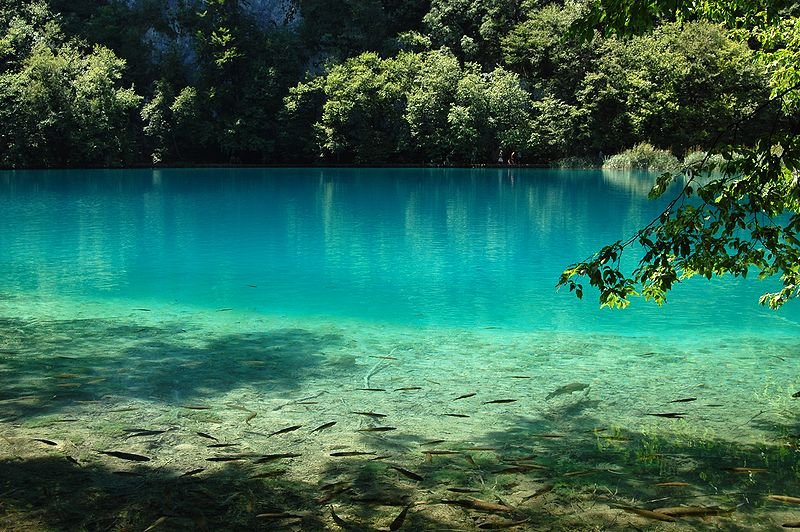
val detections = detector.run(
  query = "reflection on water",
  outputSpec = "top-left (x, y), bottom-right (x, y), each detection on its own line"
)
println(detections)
top-left (2, 168), bottom-right (798, 334)
top-left (0, 168), bottom-right (798, 530)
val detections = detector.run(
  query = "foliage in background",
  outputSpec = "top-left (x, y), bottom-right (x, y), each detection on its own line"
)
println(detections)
top-left (0, 0), bottom-right (787, 170)
top-left (0, 1), bottom-right (141, 167)
top-left (559, 0), bottom-right (800, 309)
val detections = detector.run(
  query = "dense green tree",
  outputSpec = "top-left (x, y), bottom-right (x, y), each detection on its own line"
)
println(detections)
top-left (577, 22), bottom-right (769, 156)
top-left (0, 1), bottom-right (789, 170)
top-left (292, 0), bottom-right (432, 66)
top-left (0, 4), bottom-right (141, 167)
top-left (287, 51), bottom-right (418, 163)
top-left (559, 0), bottom-right (800, 309)
top-left (423, 0), bottom-right (521, 64)
top-left (284, 48), bottom-right (533, 164)
top-left (501, 1), bottom-right (594, 98)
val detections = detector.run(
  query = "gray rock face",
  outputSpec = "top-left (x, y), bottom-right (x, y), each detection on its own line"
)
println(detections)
top-left (127, 0), bottom-right (301, 70)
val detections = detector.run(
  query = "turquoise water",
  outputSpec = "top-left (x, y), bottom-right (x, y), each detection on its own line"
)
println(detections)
top-left (1, 168), bottom-right (799, 530)
top-left (2, 167), bottom-right (798, 334)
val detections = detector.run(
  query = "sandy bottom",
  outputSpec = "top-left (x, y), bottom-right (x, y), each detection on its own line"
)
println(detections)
top-left (1, 295), bottom-right (799, 530)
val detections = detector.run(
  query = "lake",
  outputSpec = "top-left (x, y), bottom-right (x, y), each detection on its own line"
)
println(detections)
top-left (1, 167), bottom-right (798, 530)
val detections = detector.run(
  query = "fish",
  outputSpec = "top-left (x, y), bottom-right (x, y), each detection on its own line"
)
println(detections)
top-left (33, 438), bottom-right (57, 446)
top-left (255, 453), bottom-right (302, 463)
top-left (370, 455), bottom-right (391, 461)
top-left (453, 392), bottom-right (477, 401)
top-left (793, 391), bottom-right (800, 398)
top-left (443, 413), bottom-right (470, 418)
top-left (357, 388), bottom-right (386, 392)
top-left (619, 507), bottom-right (676, 522)
top-left (478, 519), bottom-right (530, 529)
top-left (244, 411), bottom-right (257, 424)
top-left (207, 443), bottom-right (239, 448)
top-left (420, 439), bottom-right (446, 446)
top-left (721, 467), bottom-right (767, 473)
top-left (329, 506), bottom-right (350, 527)
top-left (181, 405), bottom-right (211, 410)
top-left (196, 432), bottom-right (219, 442)
top-left (667, 397), bottom-right (697, 403)
top-left (181, 468), bottom-right (205, 477)
top-left (482, 399), bottom-right (517, 405)
top-left (425, 450), bottom-right (461, 455)
top-left (521, 484), bottom-right (553, 501)
top-left (652, 506), bottom-right (734, 517)
top-left (646, 412), bottom-right (687, 419)
top-left (357, 427), bottom-right (397, 432)
top-left (545, 383), bottom-right (589, 400)
top-left (217, 308), bottom-right (233, 312)
top-left (448, 487), bottom-right (482, 493)
top-left (269, 425), bottom-right (302, 436)
top-left (206, 456), bottom-right (247, 462)
top-left (783, 522), bottom-right (800, 528)
top-left (256, 512), bottom-right (305, 519)
top-left (311, 421), bottom-right (337, 433)
top-left (390, 465), bottom-right (423, 481)
top-left (330, 451), bottom-right (376, 457)
top-left (352, 411), bottom-right (387, 418)
top-left (563, 469), bottom-right (597, 477)
top-left (441, 498), bottom-right (514, 513)
top-left (320, 480), bottom-right (349, 491)
top-left (113, 471), bottom-right (145, 477)
top-left (371, 356), bottom-right (398, 360)
top-left (124, 429), bottom-right (166, 439)
top-left (133, 308), bottom-right (151, 311)
top-left (655, 481), bottom-right (690, 487)
top-left (768, 495), bottom-right (800, 504)
top-left (389, 505), bottom-right (411, 531)
top-left (143, 516), bottom-right (168, 532)
top-left (464, 455), bottom-right (477, 467)
top-left (509, 376), bottom-right (530, 379)
top-left (96, 450), bottom-right (151, 462)
top-left (394, 387), bottom-right (422, 391)
top-left (495, 466), bottom-right (543, 474)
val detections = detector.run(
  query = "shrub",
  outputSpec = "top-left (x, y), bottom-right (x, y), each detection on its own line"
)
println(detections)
top-left (683, 149), bottom-right (727, 173)
top-left (603, 142), bottom-right (681, 172)
top-left (551, 156), bottom-right (601, 168)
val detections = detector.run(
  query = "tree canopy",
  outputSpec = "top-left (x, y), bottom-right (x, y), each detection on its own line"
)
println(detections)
top-left (0, 0), bottom-right (783, 168)
top-left (557, 0), bottom-right (800, 309)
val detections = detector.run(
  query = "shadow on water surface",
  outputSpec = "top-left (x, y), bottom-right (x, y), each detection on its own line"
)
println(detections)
top-left (0, 316), bottom-right (343, 420)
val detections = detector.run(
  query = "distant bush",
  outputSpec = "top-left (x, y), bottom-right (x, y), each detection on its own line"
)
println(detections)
top-left (551, 156), bottom-right (601, 169)
top-left (683, 149), bottom-right (727, 173)
top-left (603, 143), bottom-right (681, 172)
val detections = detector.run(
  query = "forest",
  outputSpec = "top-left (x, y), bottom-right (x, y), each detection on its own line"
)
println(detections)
top-left (0, 0), bottom-right (792, 168)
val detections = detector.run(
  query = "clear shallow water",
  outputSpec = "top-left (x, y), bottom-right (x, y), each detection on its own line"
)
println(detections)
top-left (1, 168), bottom-right (799, 531)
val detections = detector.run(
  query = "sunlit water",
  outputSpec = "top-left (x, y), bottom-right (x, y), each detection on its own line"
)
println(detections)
top-left (1, 168), bottom-right (798, 530)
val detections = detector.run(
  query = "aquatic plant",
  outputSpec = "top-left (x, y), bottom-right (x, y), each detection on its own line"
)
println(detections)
top-left (602, 143), bottom-right (681, 172)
